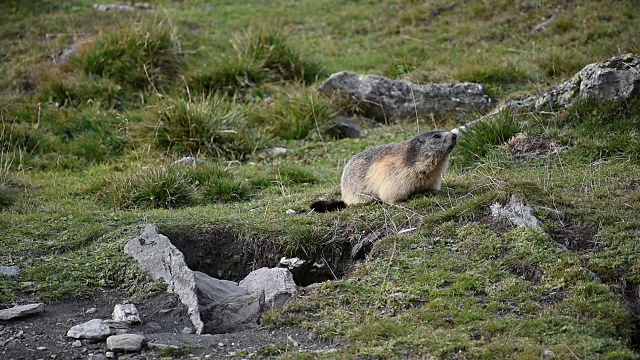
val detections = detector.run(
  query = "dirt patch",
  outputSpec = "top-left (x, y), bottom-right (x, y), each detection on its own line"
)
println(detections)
top-left (0, 289), bottom-right (341, 359)
top-left (550, 222), bottom-right (597, 251)
top-left (506, 133), bottom-right (565, 159)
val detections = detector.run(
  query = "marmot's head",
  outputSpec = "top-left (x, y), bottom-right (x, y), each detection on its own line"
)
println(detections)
top-left (404, 130), bottom-right (457, 166)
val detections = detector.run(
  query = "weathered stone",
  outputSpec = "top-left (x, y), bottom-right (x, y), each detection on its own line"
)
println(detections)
top-left (106, 334), bottom-right (146, 352)
top-left (0, 265), bottom-right (21, 277)
top-left (195, 271), bottom-right (264, 334)
top-left (85, 307), bottom-right (97, 315)
top-left (66, 319), bottom-right (112, 340)
top-left (326, 115), bottom-right (365, 139)
top-left (239, 268), bottom-right (298, 309)
top-left (257, 147), bottom-right (288, 158)
top-left (71, 340), bottom-right (82, 348)
top-left (171, 156), bottom-right (204, 167)
top-left (112, 304), bottom-right (141, 324)
top-left (490, 195), bottom-right (544, 232)
top-left (0, 303), bottom-right (44, 320)
top-left (124, 225), bottom-right (204, 334)
top-left (319, 71), bottom-right (493, 123)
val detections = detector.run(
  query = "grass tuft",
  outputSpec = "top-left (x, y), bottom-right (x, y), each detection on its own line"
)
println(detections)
top-left (74, 21), bottom-right (183, 92)
top-left (455, 110), bottom-right (522, 166)
top-left (149, 95), bottom-right (264, 158)
top-left (232, 29), bottom-right (324, 84)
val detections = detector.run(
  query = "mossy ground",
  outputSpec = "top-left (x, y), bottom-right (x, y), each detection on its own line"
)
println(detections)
top-left (1, 0), bottom-right (640, 358)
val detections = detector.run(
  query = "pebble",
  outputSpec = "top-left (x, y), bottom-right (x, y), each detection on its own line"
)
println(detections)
top-left (37, 346), bottom-right (47, 351)
top-left (85, 308), bottom-right (97, 315)
top-left (181, 326), bottom-right (193, 334)
top-left (72, 340), bottom-right (82, 347)
top-left (217, 342), bottom-right (225, 347)
top-left (285, 209), bottom-right (297, 214)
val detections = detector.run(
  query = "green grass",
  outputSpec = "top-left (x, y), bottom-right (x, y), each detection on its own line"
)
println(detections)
top-left (1, 0), bottom-right (640, 358)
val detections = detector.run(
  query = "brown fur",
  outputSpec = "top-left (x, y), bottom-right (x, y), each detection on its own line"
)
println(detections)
top-left (311, 130), bottom-right (456, 212)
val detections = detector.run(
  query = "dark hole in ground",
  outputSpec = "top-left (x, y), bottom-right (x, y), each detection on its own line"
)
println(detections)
top-left (550, 221), bottom-right (597, 251)
top-left (161, 226), bottom-right (352, 286)
top-left (621, 280), bottom-right (640, 352)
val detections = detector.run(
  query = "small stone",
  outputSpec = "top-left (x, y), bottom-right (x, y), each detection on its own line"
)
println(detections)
top-left (257, 147), bottom-right (287, 158)
top-left (37, 346), bottom-right (47, 351)
top-left (85, 308), bottom-right (97, 315)
top-left (0, 265), bottom-right (21, 277)
top-left (218, 342), bottom-right (225, 347)
top-left (112, 304), bottom-right (141, 324)
top-left (0, 303), bottom-right (44, 320)
top-left (105, 352), bottom-right (115, 359)
top-left (72, 340), bottom-right (82, 348)
top-left (88, 354), bottom-right (107, 360)
top-left (285, 209), bottom-right (297, 215)
top-left (171, 156), bottom-right (204, 167)
top-left (106, 334), bottom-right (146, 352)
top-left (543, 349), bottom-right (555, 358)
top-left (67, 319), bottom-right (112, 340)
top-left (181, 326), bottom-right (193, 335)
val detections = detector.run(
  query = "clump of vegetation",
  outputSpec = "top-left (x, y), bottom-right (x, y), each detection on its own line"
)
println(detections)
top-left (233, 29), bottom-right (324, 84)
top-left (38, 78), bottom-right (133, 109)
top-left (188, 57), bottom-right (268, 97)
top-left (148, 95), bottom-right (264, 158)
top-left (100, 167), bottom-right (195, 209)
top-left (74, 21), bottom-right (183, 92)
top-left (253, 88), bottom-right (333, 140)
top-left (455, 110), bottom-right (522, 166)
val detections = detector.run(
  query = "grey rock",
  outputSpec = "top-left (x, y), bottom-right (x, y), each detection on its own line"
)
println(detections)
top-left (239, 268), bottom-right (298, 309)
top-left (181, 326), bottom-right (193, 335)
top-left (37, 346), bottom-right (47, 351)
top-left (72, 340), bottom-right (82, 348)
top-left (105, 352), bottom-right (115, 359)
top-left (67, 319), bottom-right (112, 340)
top-left (106, 334), bottom-right (146, 352)
top-left (326, 115), bottom-right (366, 139)
top-left (279, 257), bottom-right (305, 269)
top-left (124, 225), bottom-right (204, 334)
top-left (85, 307), bottom-right (97, 315)
top-left (88, 354), bottom-right (107, 360)
top-left (171, 156), bottom-right (204, 167)
top-left (257, 147), bottom-right (288, 158)
top-left (490, 195), bottom-right (544, 232)
top-left (319, 71), bottom-right (493, 123)
top-left (147, 342), bottom-right (179, 351)
top-left (195, 271), bottom-right (264, 334)
top-left (102, 320), bottom-right (129, 330)
top-left (112, 304), bottom-right (141, 324)
top-left (0, 303), bottom-right (44, 320)
top-left (0, 265), bottom-right (21, 277)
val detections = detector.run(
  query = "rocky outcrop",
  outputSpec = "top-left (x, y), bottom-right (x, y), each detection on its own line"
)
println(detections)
top-left (456, 53), bottom-right (640, 133)
top-left (239, 268), bottom-right (298, 309)
top-left (195, 271), bottom-right (264, 334)
top-left (124, 225), bottom-right (204, 334)
top-left (319, 71), bottom-right (493, 123)
top-left (0, 303), bottom-right (44, 321)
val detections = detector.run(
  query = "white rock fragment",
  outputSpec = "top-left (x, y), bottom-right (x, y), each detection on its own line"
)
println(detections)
top-left (239, 268), bottom-right (298, 309)
top-left (112, 304), bottom-right (141, 324)
top-left (106, 334), bottom-right (146, 352)
top-left (67, 319), bottom-right (112, 340)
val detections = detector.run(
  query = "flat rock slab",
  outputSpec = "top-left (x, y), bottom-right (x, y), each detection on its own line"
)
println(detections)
top-left (319, 71), bottom-right (493, 123)
top-left (106, 334), bottom-right (146, 352)
top-left (195, 271), bottom-right (264, 334)
top-left (125, 225), bottom-right (204, 334)
top-left (0, 303), bottom-right (44, 320)
top-left (67, 319), bottom-right (112, 340)
top-left (240, 268), bottom-right (298, 309)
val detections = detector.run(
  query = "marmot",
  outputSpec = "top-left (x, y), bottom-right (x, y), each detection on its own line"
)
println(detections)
top-left (310, 130), bottom-right (457, 212)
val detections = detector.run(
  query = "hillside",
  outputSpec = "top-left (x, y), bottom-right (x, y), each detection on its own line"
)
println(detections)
top-left (1, 0), bottom-right (640, 359)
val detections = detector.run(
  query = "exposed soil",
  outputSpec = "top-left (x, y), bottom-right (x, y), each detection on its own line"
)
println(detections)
top-left (550, 221), bottom-right (597, 251)
top-left (0, 289), bottom-right (341, 360)
top-left (506, 133), bottom-right (565, 159)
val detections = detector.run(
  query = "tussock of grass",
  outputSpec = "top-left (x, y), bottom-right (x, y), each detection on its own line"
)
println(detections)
top-left (74, 21), bottom-right (183, 92)
top-left (232, 29), bottom-right (324, 84)
top-left (455, 110), bottom-right (522, 166)
top-left (253, 88), bottom-right (333, 140)
top-left (188, 57), bottom-right (267, 97)
top-left (148, 95), bottom-right (265, 158)
top-left (39, 78), bottom-right (133, 109)
top-left (100, 167), bottom-right (195, 210)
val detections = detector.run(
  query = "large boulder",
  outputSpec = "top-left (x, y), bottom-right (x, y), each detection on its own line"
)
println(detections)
top-left (536, 53), bottom-right (640, 111)
top-left (319, 71), bottom-right (493, 123)
top-left (194, 271), bottom-right (265, 334)
top-left (124, 225), bottom-right (204, 334)
top-left (239, 268), bottom-right (298, 309)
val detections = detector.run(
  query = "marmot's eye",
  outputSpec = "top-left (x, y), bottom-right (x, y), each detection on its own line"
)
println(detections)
top-left (433, 134), bottom-right (441, 139)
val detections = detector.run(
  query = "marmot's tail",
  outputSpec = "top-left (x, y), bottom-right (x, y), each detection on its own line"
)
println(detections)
top-left (310, 200), bottom-right (347, 213)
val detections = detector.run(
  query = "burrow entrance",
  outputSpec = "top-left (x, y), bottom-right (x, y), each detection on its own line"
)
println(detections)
top-left (161, 226), bottom-right (353, 286)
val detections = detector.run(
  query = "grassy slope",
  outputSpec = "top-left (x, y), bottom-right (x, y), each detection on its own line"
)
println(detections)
top-left (1, 0), bottom-right (640, 358)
